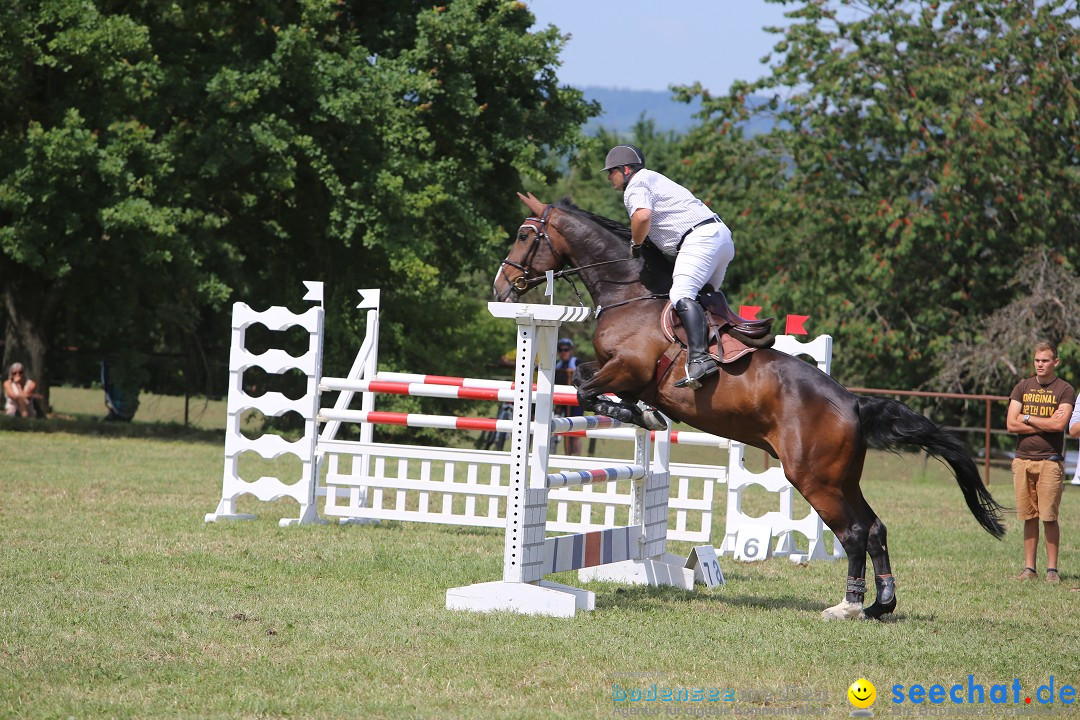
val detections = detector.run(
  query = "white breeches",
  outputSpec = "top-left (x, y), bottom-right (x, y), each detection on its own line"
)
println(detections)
top-left (669, 222), bottom-right (735, 304)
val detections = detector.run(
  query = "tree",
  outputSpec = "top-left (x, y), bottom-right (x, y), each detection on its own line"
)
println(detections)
top-left (680, 0), bottom-right (1080, 390)
top-left (0, 1), bottom-right (209, 409)
top-left (1, 0), bottom-right (596, 413)
top-left (936, 248), bottom-right (1080, 393)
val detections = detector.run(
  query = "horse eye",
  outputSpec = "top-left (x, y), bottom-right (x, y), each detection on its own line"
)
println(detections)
top-left (517, 231), bottom-right (529, 242)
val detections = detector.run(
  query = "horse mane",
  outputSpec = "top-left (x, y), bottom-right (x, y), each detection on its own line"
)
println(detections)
top-left (554, 198), bottom-right (632, 242)
top-left (554, 197), bottom-right (674, 295)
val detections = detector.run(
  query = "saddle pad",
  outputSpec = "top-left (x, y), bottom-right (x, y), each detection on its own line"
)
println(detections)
top-left (660, 302), bottom-right (756, 364)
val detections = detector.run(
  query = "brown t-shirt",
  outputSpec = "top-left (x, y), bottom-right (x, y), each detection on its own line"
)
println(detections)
top-left (1009, 376), bottom-right (1076, 459)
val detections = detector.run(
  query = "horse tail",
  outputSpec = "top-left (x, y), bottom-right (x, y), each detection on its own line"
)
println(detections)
top-left (856, 396), bottom-right (1007, 539)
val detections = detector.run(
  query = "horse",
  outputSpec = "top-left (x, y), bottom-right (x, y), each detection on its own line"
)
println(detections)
top-left (492, 193), bottom-right (1006, 621)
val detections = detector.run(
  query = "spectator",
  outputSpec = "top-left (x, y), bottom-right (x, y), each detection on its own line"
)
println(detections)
top-left (554, 338), bottom-right (583, 456)
top-left (4, 362), bottom-right (41, 417)
top-left (1006, 342), bottom-right (1075, 584)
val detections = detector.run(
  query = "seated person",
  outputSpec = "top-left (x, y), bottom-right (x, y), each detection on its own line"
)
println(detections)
top-left (4, 362), bottom-right (41, 417)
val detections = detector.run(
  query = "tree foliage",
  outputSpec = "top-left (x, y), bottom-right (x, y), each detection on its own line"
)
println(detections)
top-left (680, 0), bottom-right (1080, 390)
top-left (936, 248), bottom-right (1080, 392)
top-left (0, 1), bottom-right (201, 404)
top-left (0, 0), bottom-right (595, 409)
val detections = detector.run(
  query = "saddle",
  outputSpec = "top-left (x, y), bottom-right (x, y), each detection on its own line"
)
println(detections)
top-left (660, 290), bottom-right (775, 371)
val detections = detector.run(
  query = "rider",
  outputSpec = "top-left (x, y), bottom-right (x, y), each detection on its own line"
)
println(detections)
top-left (604, 144), bottom-right (736, 390)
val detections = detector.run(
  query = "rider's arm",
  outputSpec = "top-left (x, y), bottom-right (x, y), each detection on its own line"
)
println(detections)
top-left (630, 208), bottom-right (651, 247)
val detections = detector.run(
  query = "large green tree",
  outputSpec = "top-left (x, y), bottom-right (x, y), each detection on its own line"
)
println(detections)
top-left (1, 0), bottom-right (595, 410)
top-left (681, 0), bottom-right (1080, 390)
top-left (0, 1), bottom-right (208, 407)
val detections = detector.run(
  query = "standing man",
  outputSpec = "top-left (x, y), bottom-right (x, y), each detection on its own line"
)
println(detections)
top-left (604, 144), bottom-right (735, 390)
top-left (1006, 342), bottom-right (1075, 584)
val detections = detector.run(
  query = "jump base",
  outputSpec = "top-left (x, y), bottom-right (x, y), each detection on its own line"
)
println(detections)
top-left (446, 580), bottom-right (595, 618)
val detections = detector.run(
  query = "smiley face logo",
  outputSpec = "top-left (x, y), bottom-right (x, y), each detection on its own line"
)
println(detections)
top-left (848, 678), bottom-right (876, 710)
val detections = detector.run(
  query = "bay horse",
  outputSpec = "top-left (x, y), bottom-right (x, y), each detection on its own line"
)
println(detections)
top-left (493, 193), bottom-right (1006, 621)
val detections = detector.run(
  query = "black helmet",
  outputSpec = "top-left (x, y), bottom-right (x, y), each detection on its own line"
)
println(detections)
top-left (557, 338), bottom-right (574, 349)
top-left (602, 144), bottom-right (646, 172)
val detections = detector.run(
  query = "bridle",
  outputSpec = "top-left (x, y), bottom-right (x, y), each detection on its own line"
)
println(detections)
top-left (495, 204), bottom-right (567, 295)
top-left (494, 204), bottom-right (639, 305)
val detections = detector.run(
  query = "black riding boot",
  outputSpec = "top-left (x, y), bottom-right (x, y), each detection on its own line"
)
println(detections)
top-left (673, 298), bottom-right (718, 390)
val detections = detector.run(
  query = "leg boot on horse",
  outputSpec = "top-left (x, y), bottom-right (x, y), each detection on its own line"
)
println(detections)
top-left (673, 298), bottom-right (719, 390)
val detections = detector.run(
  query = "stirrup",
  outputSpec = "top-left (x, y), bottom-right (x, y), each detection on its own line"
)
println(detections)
top-left (674, 358), bottom-right (719, 389)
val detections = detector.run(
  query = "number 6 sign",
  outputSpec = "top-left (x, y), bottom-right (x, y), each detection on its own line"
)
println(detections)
top-left (734, 523), bottom-right (772, 562)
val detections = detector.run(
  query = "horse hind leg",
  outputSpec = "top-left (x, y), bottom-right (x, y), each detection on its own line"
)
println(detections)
top-left (821, 537), bottom-right (870, 621)
top-left (804, 486), bottom-right (870, 621)
top-left (862, 515), bottom-right (897, 620)
top-left (822, 499), bottom-right (897, 622)
top-left (840, 484), bottom-right (897, 620)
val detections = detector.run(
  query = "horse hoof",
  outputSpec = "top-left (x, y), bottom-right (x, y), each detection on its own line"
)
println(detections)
top-left (821, 600), bottom-right (866, 621)
top-left (642, 409), bottom-right (668, 431)
top-left (863, 599), bottom-right (897, 621)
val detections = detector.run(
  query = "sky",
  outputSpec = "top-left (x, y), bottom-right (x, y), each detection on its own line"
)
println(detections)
top-left (525, 0), bottom-right (794, 94)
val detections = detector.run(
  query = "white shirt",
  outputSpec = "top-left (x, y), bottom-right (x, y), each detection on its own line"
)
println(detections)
top-left (1070, 405), bottom-right (1080, 434)
top-left (622, 169), bottom-right (717, 254)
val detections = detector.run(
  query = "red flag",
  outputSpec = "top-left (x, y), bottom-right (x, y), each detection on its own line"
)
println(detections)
top-left (738, 305), bottom-right (761, 320)
top-left (785, 315), bottom-right (809, 335)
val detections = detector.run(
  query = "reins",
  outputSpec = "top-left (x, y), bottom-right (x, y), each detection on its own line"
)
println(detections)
top-left (593, 293), bottom-right (668, 317)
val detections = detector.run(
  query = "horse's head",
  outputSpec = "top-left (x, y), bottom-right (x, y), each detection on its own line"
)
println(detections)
top-left (492, 192), bottom-right (573, 302)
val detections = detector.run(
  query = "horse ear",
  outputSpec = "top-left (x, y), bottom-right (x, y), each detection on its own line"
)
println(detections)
top-left (517, 191), bottom-right (546, 215)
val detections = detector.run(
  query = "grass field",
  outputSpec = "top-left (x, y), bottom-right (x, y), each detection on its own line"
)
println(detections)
top-left (2, 388), bottom-right (1078, 719)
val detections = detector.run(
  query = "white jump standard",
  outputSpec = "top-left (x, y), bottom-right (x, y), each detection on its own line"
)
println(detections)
top-left (446, 302), bottom-right (694, 617)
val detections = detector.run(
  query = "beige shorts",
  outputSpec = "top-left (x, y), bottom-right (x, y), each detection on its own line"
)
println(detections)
top-left (1011, 458), bottom-right (1065, 522)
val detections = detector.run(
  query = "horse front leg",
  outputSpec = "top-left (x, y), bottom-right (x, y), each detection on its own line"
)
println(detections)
top-left (573, 361), bottom-right (666, 431)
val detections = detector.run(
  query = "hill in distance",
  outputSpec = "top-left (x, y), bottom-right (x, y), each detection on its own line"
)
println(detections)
top-left (582, 86), bottom-right (702, 134)
top-left (580, 86), bottom-right (778, 137)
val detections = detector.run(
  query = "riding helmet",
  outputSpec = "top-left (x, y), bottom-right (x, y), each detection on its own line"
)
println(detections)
top-left (602, 144), bottom-right (646, 172)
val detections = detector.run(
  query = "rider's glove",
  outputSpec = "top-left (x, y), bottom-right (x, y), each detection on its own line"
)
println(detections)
top-left (630, 241), bottom-right (642, 258)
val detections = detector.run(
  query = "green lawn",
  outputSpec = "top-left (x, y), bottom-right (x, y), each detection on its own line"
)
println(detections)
top-left (1, 391), bottom-right (1077, 719)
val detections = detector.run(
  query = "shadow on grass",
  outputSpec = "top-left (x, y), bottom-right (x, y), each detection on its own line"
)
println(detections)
top-left (591, 581), bottom-right (931, 622)
top-left (593, 583), bottom-right (828, 614)
top-left (0, 414), bottom-right (224, 444)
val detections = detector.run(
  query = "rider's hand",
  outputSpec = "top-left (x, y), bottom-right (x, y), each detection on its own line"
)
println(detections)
top-left (629, 241), bottom-right (642, 258)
